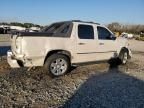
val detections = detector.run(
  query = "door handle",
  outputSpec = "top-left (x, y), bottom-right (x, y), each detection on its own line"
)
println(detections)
top-left (78, 43), bottom-right (86, 45)
top-left (99, 43), bottom-right (104, 45)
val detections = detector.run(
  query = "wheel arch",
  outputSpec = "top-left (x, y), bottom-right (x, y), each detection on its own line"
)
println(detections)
top-left (43, 50), bottom-right (71, 65)
top-left (119, 47), bottom-right (130, 58)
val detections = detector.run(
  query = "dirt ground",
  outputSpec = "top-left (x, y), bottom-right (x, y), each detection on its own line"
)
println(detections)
top-left (0, 39), bottom-right (144, 108)
top-left (0, 34), bottom-right (10, 46)
top-left (129, 39), bottom-right (144, 52)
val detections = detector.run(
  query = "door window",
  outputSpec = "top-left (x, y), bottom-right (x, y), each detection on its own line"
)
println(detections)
top-left (97, 27), bottom-right (113, 40)
top-left (78, 25), bottom-right (94, 39)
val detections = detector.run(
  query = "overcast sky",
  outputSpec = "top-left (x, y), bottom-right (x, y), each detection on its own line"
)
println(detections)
top-left (0, 0), bottom-right (144, 25)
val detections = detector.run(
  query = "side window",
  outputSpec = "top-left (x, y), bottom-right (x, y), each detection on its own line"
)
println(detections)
top-left (60, 25), bottom-right (70, 33)
top-left (97, 27), bottom-right (112, 40)
top-left (78, 25), bottom-right (94, 39)
top-left (43, 23), bottom-right (64, 33)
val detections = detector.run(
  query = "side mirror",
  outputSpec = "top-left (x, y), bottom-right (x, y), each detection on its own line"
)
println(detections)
top-left (111, 35), bottom-right (116, 40)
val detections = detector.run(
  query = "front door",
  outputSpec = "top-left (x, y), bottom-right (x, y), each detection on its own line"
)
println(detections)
top-left (96, 26), bottom-right (118, 60)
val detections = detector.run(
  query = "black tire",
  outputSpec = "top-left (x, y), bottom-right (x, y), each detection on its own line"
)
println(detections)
top-left (119, 49), bottom-right (128, 65)
top-left (44, 54), bottom-right (70, 77)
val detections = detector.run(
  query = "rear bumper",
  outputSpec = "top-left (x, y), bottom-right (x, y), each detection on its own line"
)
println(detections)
top-left (7, 51), bottom-right (20, 68)
top-left (7, 51), bottom-right (43, 68)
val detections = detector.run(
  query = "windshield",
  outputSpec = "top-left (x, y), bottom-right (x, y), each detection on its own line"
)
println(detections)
top-left (41, 23), bottom-right (65, 33)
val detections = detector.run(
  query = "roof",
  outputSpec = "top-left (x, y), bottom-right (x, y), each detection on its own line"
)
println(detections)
top-left (53, 20), bottom-right (100, 25)
top-left (71, 20), bottom-right (100, 25)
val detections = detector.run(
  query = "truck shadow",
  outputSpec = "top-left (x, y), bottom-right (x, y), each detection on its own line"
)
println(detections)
top-left (62, 62), bottom-right (144, 108)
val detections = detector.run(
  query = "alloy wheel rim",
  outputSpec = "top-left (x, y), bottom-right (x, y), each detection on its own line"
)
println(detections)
top-left (50, 58), bottom-right (67, 75)
top-left (123, 52), bottom-right (128, 64)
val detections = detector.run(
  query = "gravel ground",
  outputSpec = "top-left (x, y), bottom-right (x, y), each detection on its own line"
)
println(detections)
top-left (128, 39), bottom-right (144, 52)
top-left (0, 39), bottom-right (144, 108)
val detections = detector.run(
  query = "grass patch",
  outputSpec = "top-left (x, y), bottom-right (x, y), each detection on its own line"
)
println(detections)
top-left (135, 36), bottom-right (144, 41)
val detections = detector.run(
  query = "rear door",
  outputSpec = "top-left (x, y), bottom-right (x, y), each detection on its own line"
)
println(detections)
top-left (75, 24), bottom-right (98, 63)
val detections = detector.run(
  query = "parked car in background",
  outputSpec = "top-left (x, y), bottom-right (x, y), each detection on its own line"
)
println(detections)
top-left (0, 26), bottom-right (10, 34)
top-left (7, 20), bottom-right (132, 77)
top-left (140, 31), bottom-right (144, 37)
top-left (0, 27), bottom-right (5, 34)
top-left (121, 32), bottom-right (134, 39)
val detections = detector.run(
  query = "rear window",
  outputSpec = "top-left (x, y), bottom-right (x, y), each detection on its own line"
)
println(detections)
top-left (42, 23), bottom-right (64, 33)
top-left (60, 25), bottom-right (70, 34)
top-left (40, 22), bottom-right (73, 37)
top-left (78, 25), bottom-right (94, 39)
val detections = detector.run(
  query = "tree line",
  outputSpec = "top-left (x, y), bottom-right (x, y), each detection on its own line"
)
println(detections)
top-left (0, 22), bottom-right (41, 28)
top-left (107, 22), bottom-right (144, 34)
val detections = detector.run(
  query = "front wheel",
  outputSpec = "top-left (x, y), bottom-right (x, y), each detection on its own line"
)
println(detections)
top-left (44, 54), bottom-right (70, 77)
top-left (119, 50), bottom-right (128, 64)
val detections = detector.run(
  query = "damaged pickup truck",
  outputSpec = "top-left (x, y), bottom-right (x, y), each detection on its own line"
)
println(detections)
top-left (7, 20), bottom-right (132, 77)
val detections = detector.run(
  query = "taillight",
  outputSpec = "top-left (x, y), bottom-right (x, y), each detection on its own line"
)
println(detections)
top-left (15, 35), bottom-right (21, 54)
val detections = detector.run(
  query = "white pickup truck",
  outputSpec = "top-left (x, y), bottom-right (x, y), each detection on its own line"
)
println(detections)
top-left (7, 20), bottom-right (132, 77)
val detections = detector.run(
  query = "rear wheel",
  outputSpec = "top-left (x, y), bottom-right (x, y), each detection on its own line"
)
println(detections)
top-left (44, 54), bottom-right (70, 77)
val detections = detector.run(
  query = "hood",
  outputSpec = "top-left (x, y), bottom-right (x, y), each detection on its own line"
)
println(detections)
top-left (116, 37), bottom-right (129, 47)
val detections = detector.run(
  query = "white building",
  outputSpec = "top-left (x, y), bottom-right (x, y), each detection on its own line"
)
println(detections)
top-left (0, 25), bottom-right (10, 28)
top-left (0, 24), bottom-right (41, 33)
top-left (10, 26), bottom-right (26, 31)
